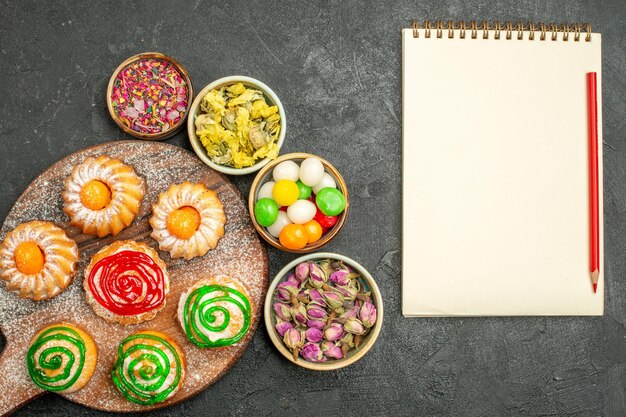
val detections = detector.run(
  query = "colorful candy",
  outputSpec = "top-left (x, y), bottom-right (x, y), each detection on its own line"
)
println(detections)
top-left (315, 188), bottom-right (346, 216)
top-left (273, 160), bottom-right (300, 182)
top-left (279, 224), bottom-right (308, 250)
top-left (110, 58), bottom-right (188, 135)
top-left (254, 198), bottom-right (279, 227)
top-left (255, 156), bottom-right (346, 248)
top-left (273, 180), bottom-right (299, 206)
top-left (312, 173), bottom-right (337, 194)
top-left (267, 211), bottom-right (291, 238)
top-left (299, 157), bottom-right (325, 186)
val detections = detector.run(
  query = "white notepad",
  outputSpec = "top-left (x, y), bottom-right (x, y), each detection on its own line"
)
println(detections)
top-left (402, 24), bottom-right (603, 316)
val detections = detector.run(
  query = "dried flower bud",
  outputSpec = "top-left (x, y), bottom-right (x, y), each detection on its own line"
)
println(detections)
top-left (275, 320), bottom-right (294, 337)
top-left (334, 284), bottom-right (358, 301)
top-left (309, 288), bottom-right (325, 305)
top-left (321, 341), bottom-right (344, 359)
top-left (309, 262), bottom-right (327, 288)
top-left (323, 290), bottom-right (344, 310)
top-left (276, 280), bottom-right (299, 302)
top-left (338, 305), bottom-right (359, 322)
top-left (301, 342), bottom-right (326, 362)
top-left (273, 302), bottom-right (292, 321)
top-left (324, 323), bottom-right (345, 342)
top-left (330, 270), bottom-right (350, 286)
top-left (285, 273), bottom-right (299, 285)
top-left (295, 262), bottom-right (310, 281)
top-left (305, 327), bottom-right (324, 343)
top-left (359, 301), bottom-right (377, 328)
top-left (318, 259), bottom-right (334, 277)
top-left (292, 304), bottom-right (308, 326)
top-left (340, 332), bottom-right (354, 348)
top-left (283, 328), bottom-right (304, 350)
top-left (307, 319), bottom-right (326, 330)
top-left (344, 318), bottom-right (367, 335)
top-left (306, 304), bottom-right (328, 320)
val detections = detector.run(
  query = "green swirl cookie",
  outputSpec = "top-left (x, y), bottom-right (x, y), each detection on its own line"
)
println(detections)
top-left (111, 331), bottom-right (185, 405)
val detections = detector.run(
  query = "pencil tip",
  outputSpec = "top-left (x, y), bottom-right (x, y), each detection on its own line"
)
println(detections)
top-left (593, 283), bottom-right (597, 293)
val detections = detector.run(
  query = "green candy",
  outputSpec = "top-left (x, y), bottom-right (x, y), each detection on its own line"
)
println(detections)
top-left (315, 188), bottom-right (346, 216)
top-left (296, 180), bottom-right (312, 199)
top-left (254, 198), bottom-right (279, 226)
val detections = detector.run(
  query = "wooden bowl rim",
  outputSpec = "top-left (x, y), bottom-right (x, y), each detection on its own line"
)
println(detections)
top-left (264, 252), bottom-right (384, 371)
top-left (248, 152), bottom-right (349, 253)
top-left (106, 52), bottom-right (194, 141)
top-left (187, 75), bottom-right (287, 175)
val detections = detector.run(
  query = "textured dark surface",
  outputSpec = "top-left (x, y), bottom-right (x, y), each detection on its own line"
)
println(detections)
top-left (0, 0), bottom-right (624, 416)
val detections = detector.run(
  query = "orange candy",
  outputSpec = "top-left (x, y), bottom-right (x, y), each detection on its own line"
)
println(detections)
top-left (279, 224), bottom-right (308, 250)
top-left (303, 220), bottom-right (323, 244)
top-left (80, 180), bottom-right (112, 211)
top-left (167, 206), bottom-right (201, 240)
top-left (14, 241), bottom-right (45, 275)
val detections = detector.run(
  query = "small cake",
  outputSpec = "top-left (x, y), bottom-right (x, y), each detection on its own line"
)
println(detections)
top-left (111, 330), bottom-right (185, 405)
top-left (26, 323), bottom-right (98, 393)
top-left (178, 276), bottom-right (252, 348)
top-left (84, 240), bottom-right (169, 324)
top-left (149, 182), bottom-right (226, 260)
top-left (0, 220), bottom-right (78, 300)
top-left (63, 155), bottom-right (145, 237)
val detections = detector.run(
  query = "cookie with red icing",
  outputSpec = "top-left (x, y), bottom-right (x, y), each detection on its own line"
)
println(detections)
top-left (83, 240), bottom-right (169, 325)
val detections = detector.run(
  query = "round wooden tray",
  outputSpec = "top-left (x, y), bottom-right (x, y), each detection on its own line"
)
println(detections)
top-left (0, 141), bottom-right (268, 414)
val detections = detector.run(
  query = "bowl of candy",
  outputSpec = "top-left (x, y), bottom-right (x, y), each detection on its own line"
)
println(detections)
top-left (265, 253), bottom-right (383, 370)
top-left (188, 75), bottom-right (286, 175)
top-left (249, 153), bottom-right (349, 252)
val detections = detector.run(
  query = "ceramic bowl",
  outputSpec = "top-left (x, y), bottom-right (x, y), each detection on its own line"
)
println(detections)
top-left (187, 75), bottom-right (286, 175)
top-left (264, 252), bottom-right (383, 371)
top-left (106, 52), bottom-right (193, 141)
top-left (249, 153), bottom-right (349, 253)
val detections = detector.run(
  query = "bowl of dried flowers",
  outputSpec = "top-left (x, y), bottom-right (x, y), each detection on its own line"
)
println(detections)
top-left (188, 75), bottom-right (286, 175)
top-left (264, 253), bottom-right (383, 370)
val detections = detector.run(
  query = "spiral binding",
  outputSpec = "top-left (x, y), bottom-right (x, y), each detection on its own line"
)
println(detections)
top-left (411, 20), bottom-right (592, 41)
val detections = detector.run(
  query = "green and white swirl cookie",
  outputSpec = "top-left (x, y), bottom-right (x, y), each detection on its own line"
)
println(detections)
top-left (26, 323), bottom-right (98, 393)
top-left (178, 277), bottom-right (252, 348)
top-left (111, 330), bottom-right (185, 405)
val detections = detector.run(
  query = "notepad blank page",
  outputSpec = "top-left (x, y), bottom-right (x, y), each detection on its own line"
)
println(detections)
top-left (402, 29), bottom-right (603, 316)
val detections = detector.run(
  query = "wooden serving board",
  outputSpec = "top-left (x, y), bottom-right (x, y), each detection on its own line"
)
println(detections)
top-left (0, 141), bottom-right (268, 414)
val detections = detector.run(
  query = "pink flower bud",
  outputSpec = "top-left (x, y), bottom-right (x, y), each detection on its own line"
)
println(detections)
top-left (295, 262), bottom-right (309, 281)
top-left (307, 304), bottom-right (328, 319)
top-left (283, 328), bottom-right (304, 350)
top-left (274, 302), bottom-right (291, 321)
top-left (307, 319), bottom-right (326, 330)
top-left (330, 270), bottom-right (350, 286)
top-left (344, 318), bottom-right (366, 335)
top-left (309, 262), bottom-right (327, 288)
top-left (324, 323), bottom-right (345, 342)
top-left (305, 327), bottom-right (323, 343)
top-left (321, 341), bottom-right (344, 359)
top-left (301, 342), bottom-right (326, 362)
top-left (275, 321), bottom-right (294, 337)
top-left (323, 290), bottom-right (344, 310)
top-left (359, 301), bottom-right (377, 328)
top-left (309, 288), bottom-right (325, 305)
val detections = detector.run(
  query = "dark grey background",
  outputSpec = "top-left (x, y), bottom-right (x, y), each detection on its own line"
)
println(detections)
top-left (0, 0), bottom-right (624, 416)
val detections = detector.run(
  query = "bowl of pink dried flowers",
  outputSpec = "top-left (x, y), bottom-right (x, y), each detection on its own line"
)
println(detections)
top-left (264, 253), bottom-right (383, 370)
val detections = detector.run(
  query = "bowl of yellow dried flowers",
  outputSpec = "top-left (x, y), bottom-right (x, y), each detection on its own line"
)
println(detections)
top-left (188, 76), bottom-right (286, 175)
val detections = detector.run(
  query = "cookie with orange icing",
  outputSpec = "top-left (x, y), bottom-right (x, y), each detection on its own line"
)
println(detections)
top-left (0, 221), bottom-right (78, 300)
top-left (63, 155), bottom-right (145, 237)
top-left (149, 182), bottom-right (226, 260)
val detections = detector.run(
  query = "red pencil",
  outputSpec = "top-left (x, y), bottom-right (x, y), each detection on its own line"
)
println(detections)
top-left (587, 72), bottom-right (599, 293)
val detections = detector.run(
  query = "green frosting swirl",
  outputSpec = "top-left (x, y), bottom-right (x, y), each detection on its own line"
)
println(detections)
top-left (182, 284), bottom-right (251, 348)
top-left (26, 325), bottom-right (86, 392)
top-left (111, 333), bottom-right (183, 405)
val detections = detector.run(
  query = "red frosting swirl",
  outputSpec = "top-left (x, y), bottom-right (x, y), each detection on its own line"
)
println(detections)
top-left (87, 250), bottom-right (166, 316)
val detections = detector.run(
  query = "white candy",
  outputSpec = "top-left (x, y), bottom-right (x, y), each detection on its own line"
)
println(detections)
top-left (312, 173), bottom-right (337, 194)
top-left (257, 181), bottom-right (275, 201)
top-left (299, 157), bottom-right (325, 187)
top-left (272, 161), bottom-right (300, 182)
top-left (267, 211), bottom-right (291, 237)
top-left (287, 200), bottom-right (316, 224)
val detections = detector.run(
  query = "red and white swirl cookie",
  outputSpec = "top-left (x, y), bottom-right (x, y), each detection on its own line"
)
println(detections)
top-left (83, 240), bottom-right (169, 325)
